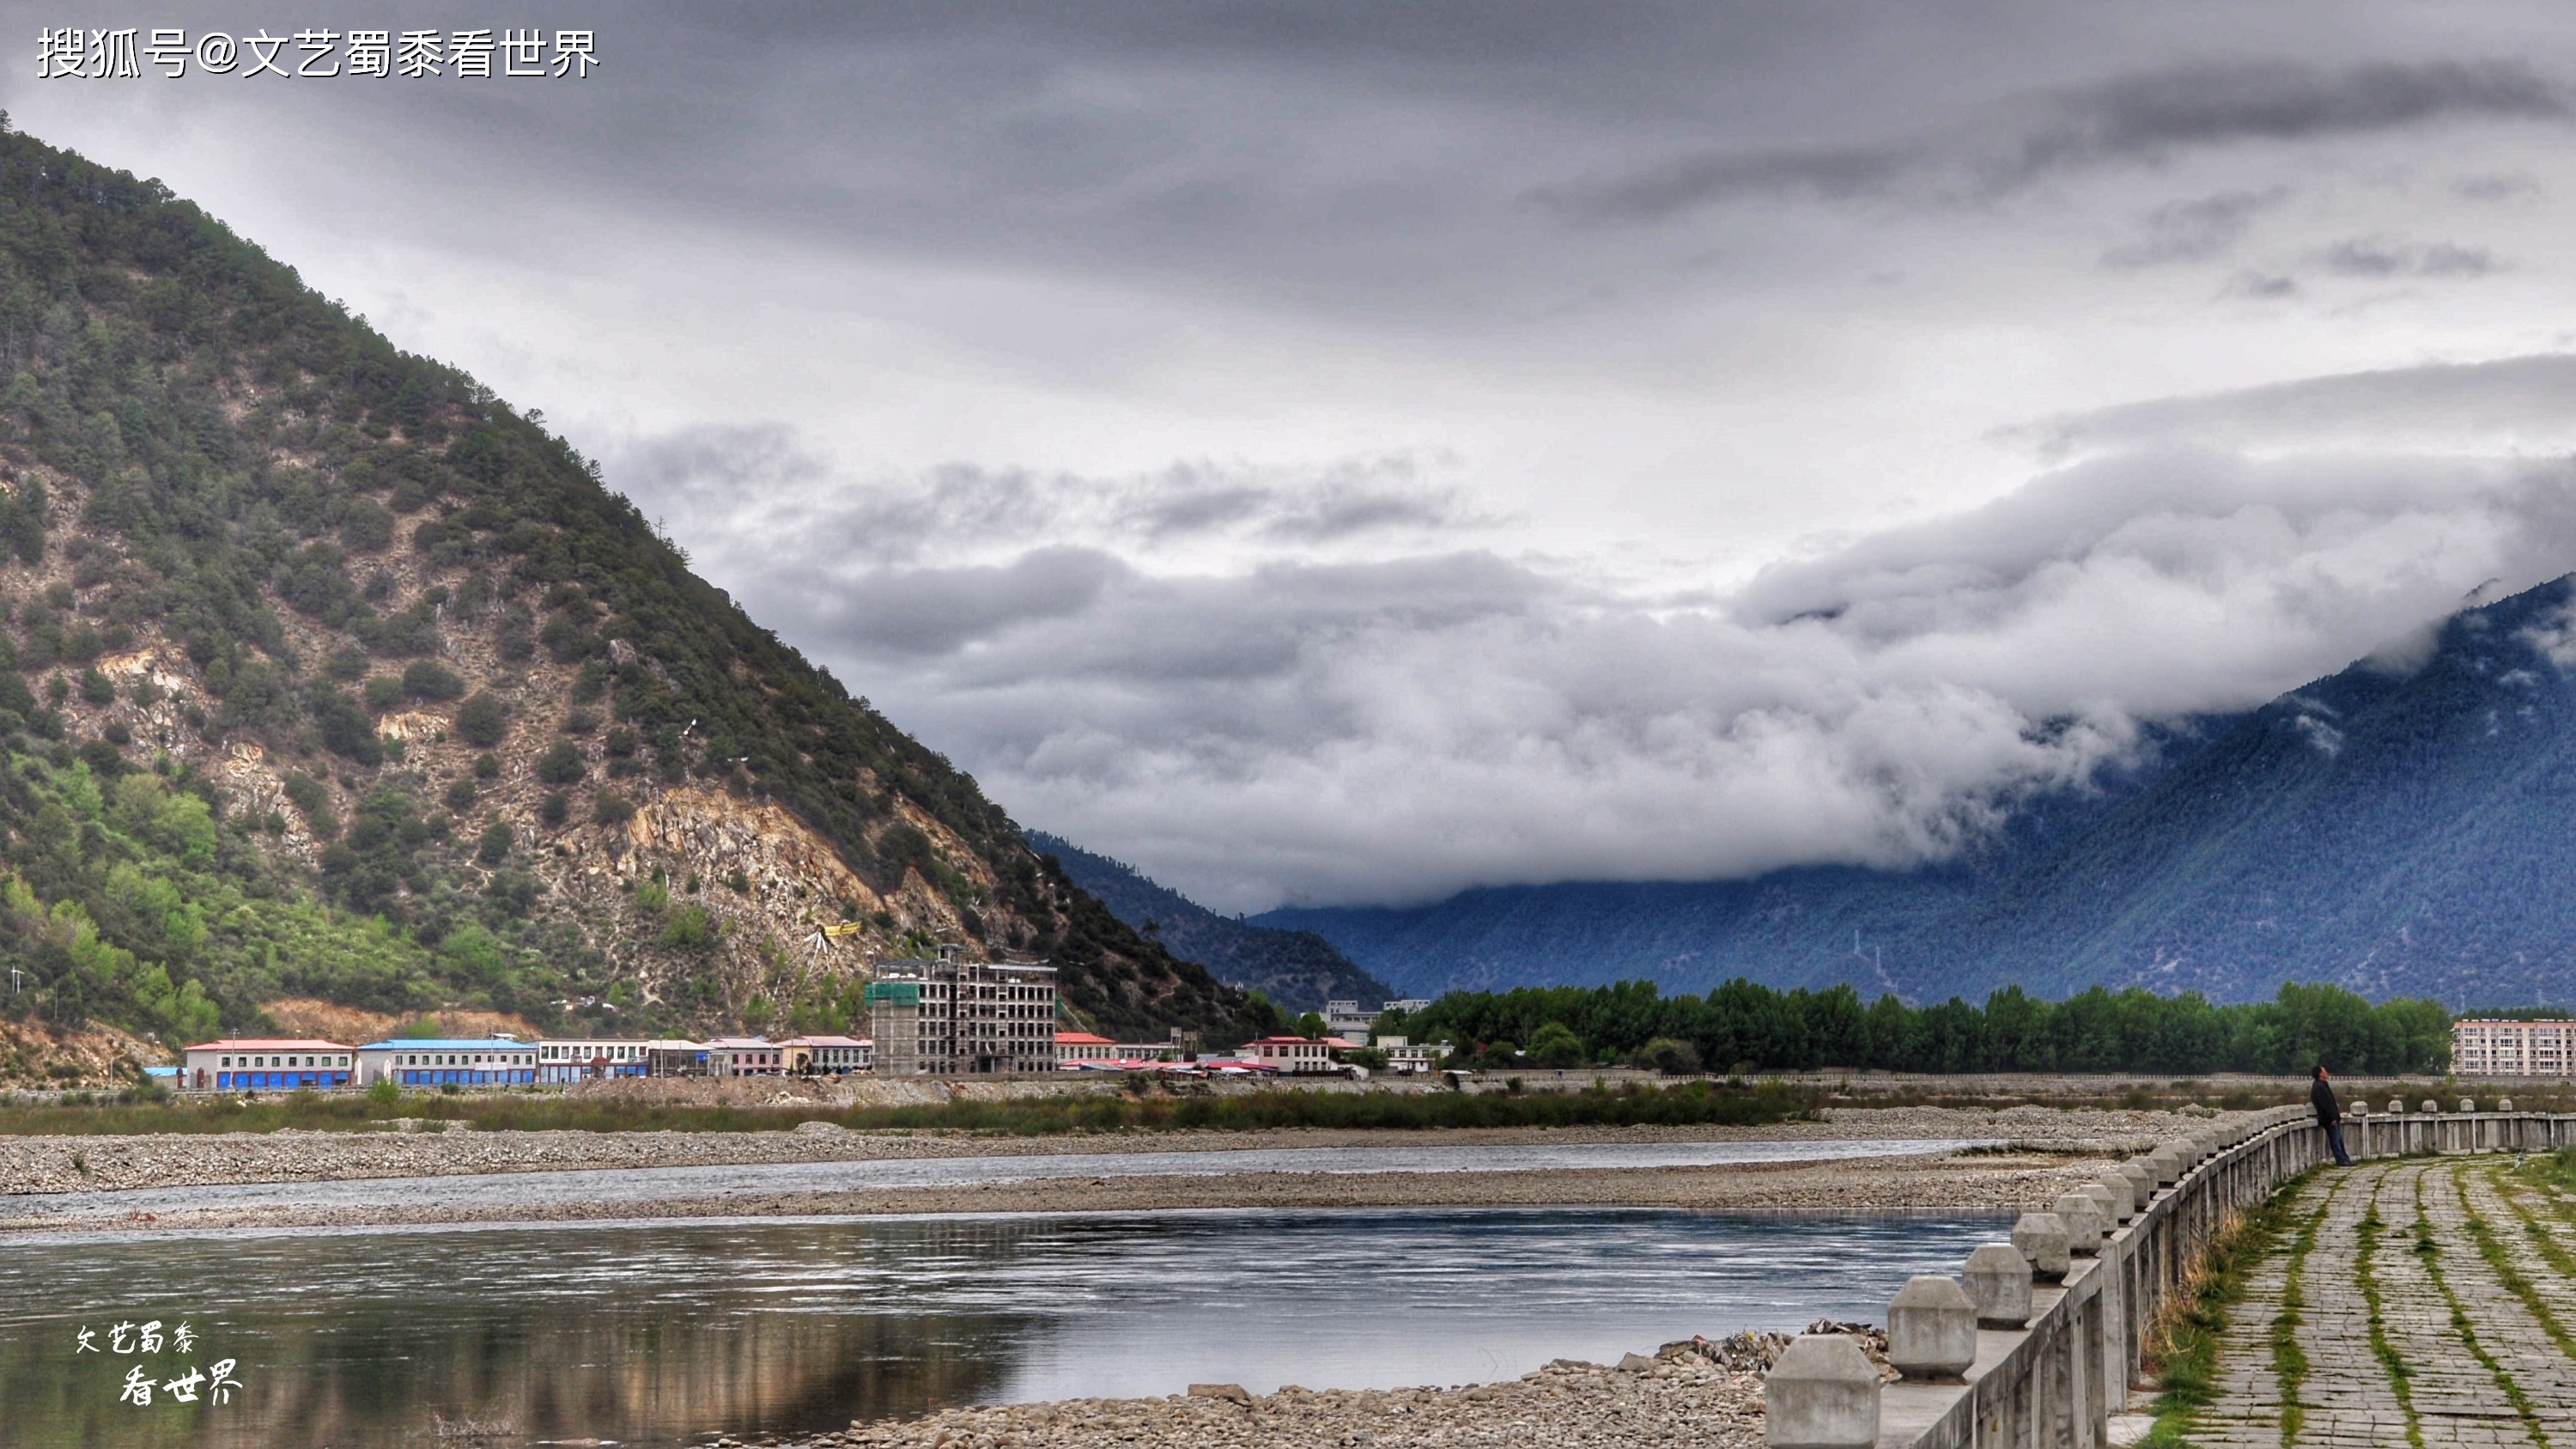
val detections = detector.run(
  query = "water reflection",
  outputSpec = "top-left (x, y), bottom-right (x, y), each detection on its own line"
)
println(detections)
top-left (0, 1209), bottom-right (2005, 1448)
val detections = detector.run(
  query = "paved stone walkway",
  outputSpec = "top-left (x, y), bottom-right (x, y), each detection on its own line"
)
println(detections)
top-left (2188, 1158), bottom-right (2576, 1449)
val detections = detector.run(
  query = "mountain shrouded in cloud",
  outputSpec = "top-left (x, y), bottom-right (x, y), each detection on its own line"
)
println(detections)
top-left (1265, 569), bottom-right (2576, 1009)
top-left (628, 404), bottom-right (2576, 916)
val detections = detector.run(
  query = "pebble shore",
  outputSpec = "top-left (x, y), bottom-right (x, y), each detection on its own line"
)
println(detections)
top-left (2, 1150), bottom-right (2117, 1232)
top-left (775, 1347), bottom-right (1768, 1449)
top-left (0, 1102), bottom-right (2222, 1197)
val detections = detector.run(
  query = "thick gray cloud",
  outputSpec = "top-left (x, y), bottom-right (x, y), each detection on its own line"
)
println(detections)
top-left (616, 404), bottom-right (2576, 910)
top-left (13, 3), bottom-right (2576, 910)
top-left (1534, 60), bottom-right (2572, 222)
top-left (608, 425), bottom-right (1484, 570)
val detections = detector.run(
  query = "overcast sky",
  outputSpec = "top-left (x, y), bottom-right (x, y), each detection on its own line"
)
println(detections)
top-left (10, 3), bottom-right (2576, 911)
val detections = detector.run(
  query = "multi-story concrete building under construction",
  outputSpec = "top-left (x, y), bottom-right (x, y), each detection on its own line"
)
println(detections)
top-left (866, 947), bottom-right (1060, 1075)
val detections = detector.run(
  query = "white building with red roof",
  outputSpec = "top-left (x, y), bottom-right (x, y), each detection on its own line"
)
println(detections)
top-left (1055, 1031), bottom-right (1118, 1066)
top-left (180, 1038), bottom-right (356, 1093)
top-left (1235, 1036), bottom-right (1335, 1074)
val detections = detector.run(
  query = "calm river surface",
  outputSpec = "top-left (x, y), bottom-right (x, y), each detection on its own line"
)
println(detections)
top-left (1, 1208), bottom-right (2006, 1448)
top-left (0, 1141), bottom-right (2006, 1448)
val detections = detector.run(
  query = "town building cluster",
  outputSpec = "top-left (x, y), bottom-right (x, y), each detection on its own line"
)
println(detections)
top-left (168, 971), bottom-right (1448, 1092)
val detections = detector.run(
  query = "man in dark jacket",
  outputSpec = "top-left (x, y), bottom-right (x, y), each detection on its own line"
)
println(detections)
top-left (2312, 1065), bottom-right (2351, 1166)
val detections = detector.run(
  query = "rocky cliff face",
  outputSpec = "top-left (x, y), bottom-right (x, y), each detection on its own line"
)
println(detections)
top-left (0, 125), bottom-right (1264, 1080)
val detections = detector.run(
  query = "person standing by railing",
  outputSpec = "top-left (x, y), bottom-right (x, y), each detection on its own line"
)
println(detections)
top-left (2312, 1064), bottom-right (2351, 1166)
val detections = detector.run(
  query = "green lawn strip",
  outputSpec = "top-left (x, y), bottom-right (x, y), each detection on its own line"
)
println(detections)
top-left (2456, 1161), bottom-right (2576, 1367)
top-left (2354, 1176), bottom-right (2427, 1449)
top-left (2413, 1169), bottom-right (2552, 1449)
top-left (2271, 1175), bottom-right (2345, 1449)
top-left (2139, 1166), bottom-right (2316, 1449)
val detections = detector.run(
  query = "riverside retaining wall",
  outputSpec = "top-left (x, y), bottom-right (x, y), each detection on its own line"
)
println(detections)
top-left (1784, 1099), bottom-right (2573, 1449)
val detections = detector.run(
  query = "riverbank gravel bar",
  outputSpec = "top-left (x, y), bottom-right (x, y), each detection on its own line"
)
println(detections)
top-left (0, 1103), bottom-right (2227, 1196)
top-left (0, 1106), bottom-right (2233, 1232)
top-left (781, 1351), bottom-right (1766, 1449)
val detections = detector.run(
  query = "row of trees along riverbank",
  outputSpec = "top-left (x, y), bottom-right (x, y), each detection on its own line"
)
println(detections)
top-left (1382, 981), bottom-right (2454, 1077)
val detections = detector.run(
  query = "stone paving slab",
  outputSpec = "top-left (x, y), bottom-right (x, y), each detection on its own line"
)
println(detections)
top-left (2189, 1158), bottom-right (2576, 1449)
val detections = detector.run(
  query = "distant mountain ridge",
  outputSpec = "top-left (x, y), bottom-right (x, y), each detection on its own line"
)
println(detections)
top-left (1030, 831), bottom-right (1394, 1013)
top-left (1263, 575), bottom-right (2576, 1009)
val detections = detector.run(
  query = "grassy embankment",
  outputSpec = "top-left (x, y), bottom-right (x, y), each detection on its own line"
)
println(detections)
top-left (0, 1077), bottom-right (1818, 1138)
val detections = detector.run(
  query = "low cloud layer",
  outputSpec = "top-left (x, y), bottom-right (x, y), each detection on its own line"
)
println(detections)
top-left (611, 362), bottom-right (2576, 911)
top-left (2007, 356), bottom-right (2576, 460)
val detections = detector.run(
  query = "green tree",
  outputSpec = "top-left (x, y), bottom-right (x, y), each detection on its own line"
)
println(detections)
top-left (455, 691), bottom-right (508, 748)
top-left (534, 741), bottom-right (585, 786)
top-left (1633, 1037), bottom-right (1702, 1075)
top-left (1527, 1020), bottom-right (1585, 1068)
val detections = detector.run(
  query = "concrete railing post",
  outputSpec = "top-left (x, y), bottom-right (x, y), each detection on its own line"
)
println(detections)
top-left (1890, 1275), bottom-right (1978, 1381)
top-left (1766, 1333), bottom-right (1880, 1449)
top-left (2056, 1192), bottom-right (2107, 1257)
top-left (2118, 1160), bottom-right (2154, 1207)
top-left (2015, 1210), bottom-right (2071, 1282)
top-left (1965, 1243), bottom-right (2032, 1329)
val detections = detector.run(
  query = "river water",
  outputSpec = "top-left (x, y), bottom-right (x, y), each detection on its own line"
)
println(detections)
top-left (0, 1141), bottom-right (2007, 1448)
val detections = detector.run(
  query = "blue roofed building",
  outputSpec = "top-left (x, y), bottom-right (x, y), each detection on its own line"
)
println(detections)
top-left (357, 1037), bottom-right (539, 1089)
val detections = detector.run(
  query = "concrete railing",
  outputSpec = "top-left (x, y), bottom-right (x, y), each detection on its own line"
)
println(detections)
top-left (1767, 1099), bottom-right (2576, 1449)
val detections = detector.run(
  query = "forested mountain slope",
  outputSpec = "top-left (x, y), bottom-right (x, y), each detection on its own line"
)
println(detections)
top-left (1029, 831), bottom-right (1394, 1014)
top-left (1271, 581), bottom-right (2576, 1009)
top-left (0, 125), bottom-right (1264, 1083)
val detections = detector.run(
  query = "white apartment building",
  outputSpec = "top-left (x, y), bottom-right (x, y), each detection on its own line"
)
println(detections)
top-left (535, 1038), bottom-right (654, 1083)
top-left (1372, 1035), bottom-right (1444, 1074)
top-left (1327, 998), bottom-right (1433, 1044)
top-left (1325, 1000), bottom-right (1375, 1040)
top-left (2451, 1019), bottom-right (2576, 1077)
top-left (866, 949), bottom-right (1059, 1075)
